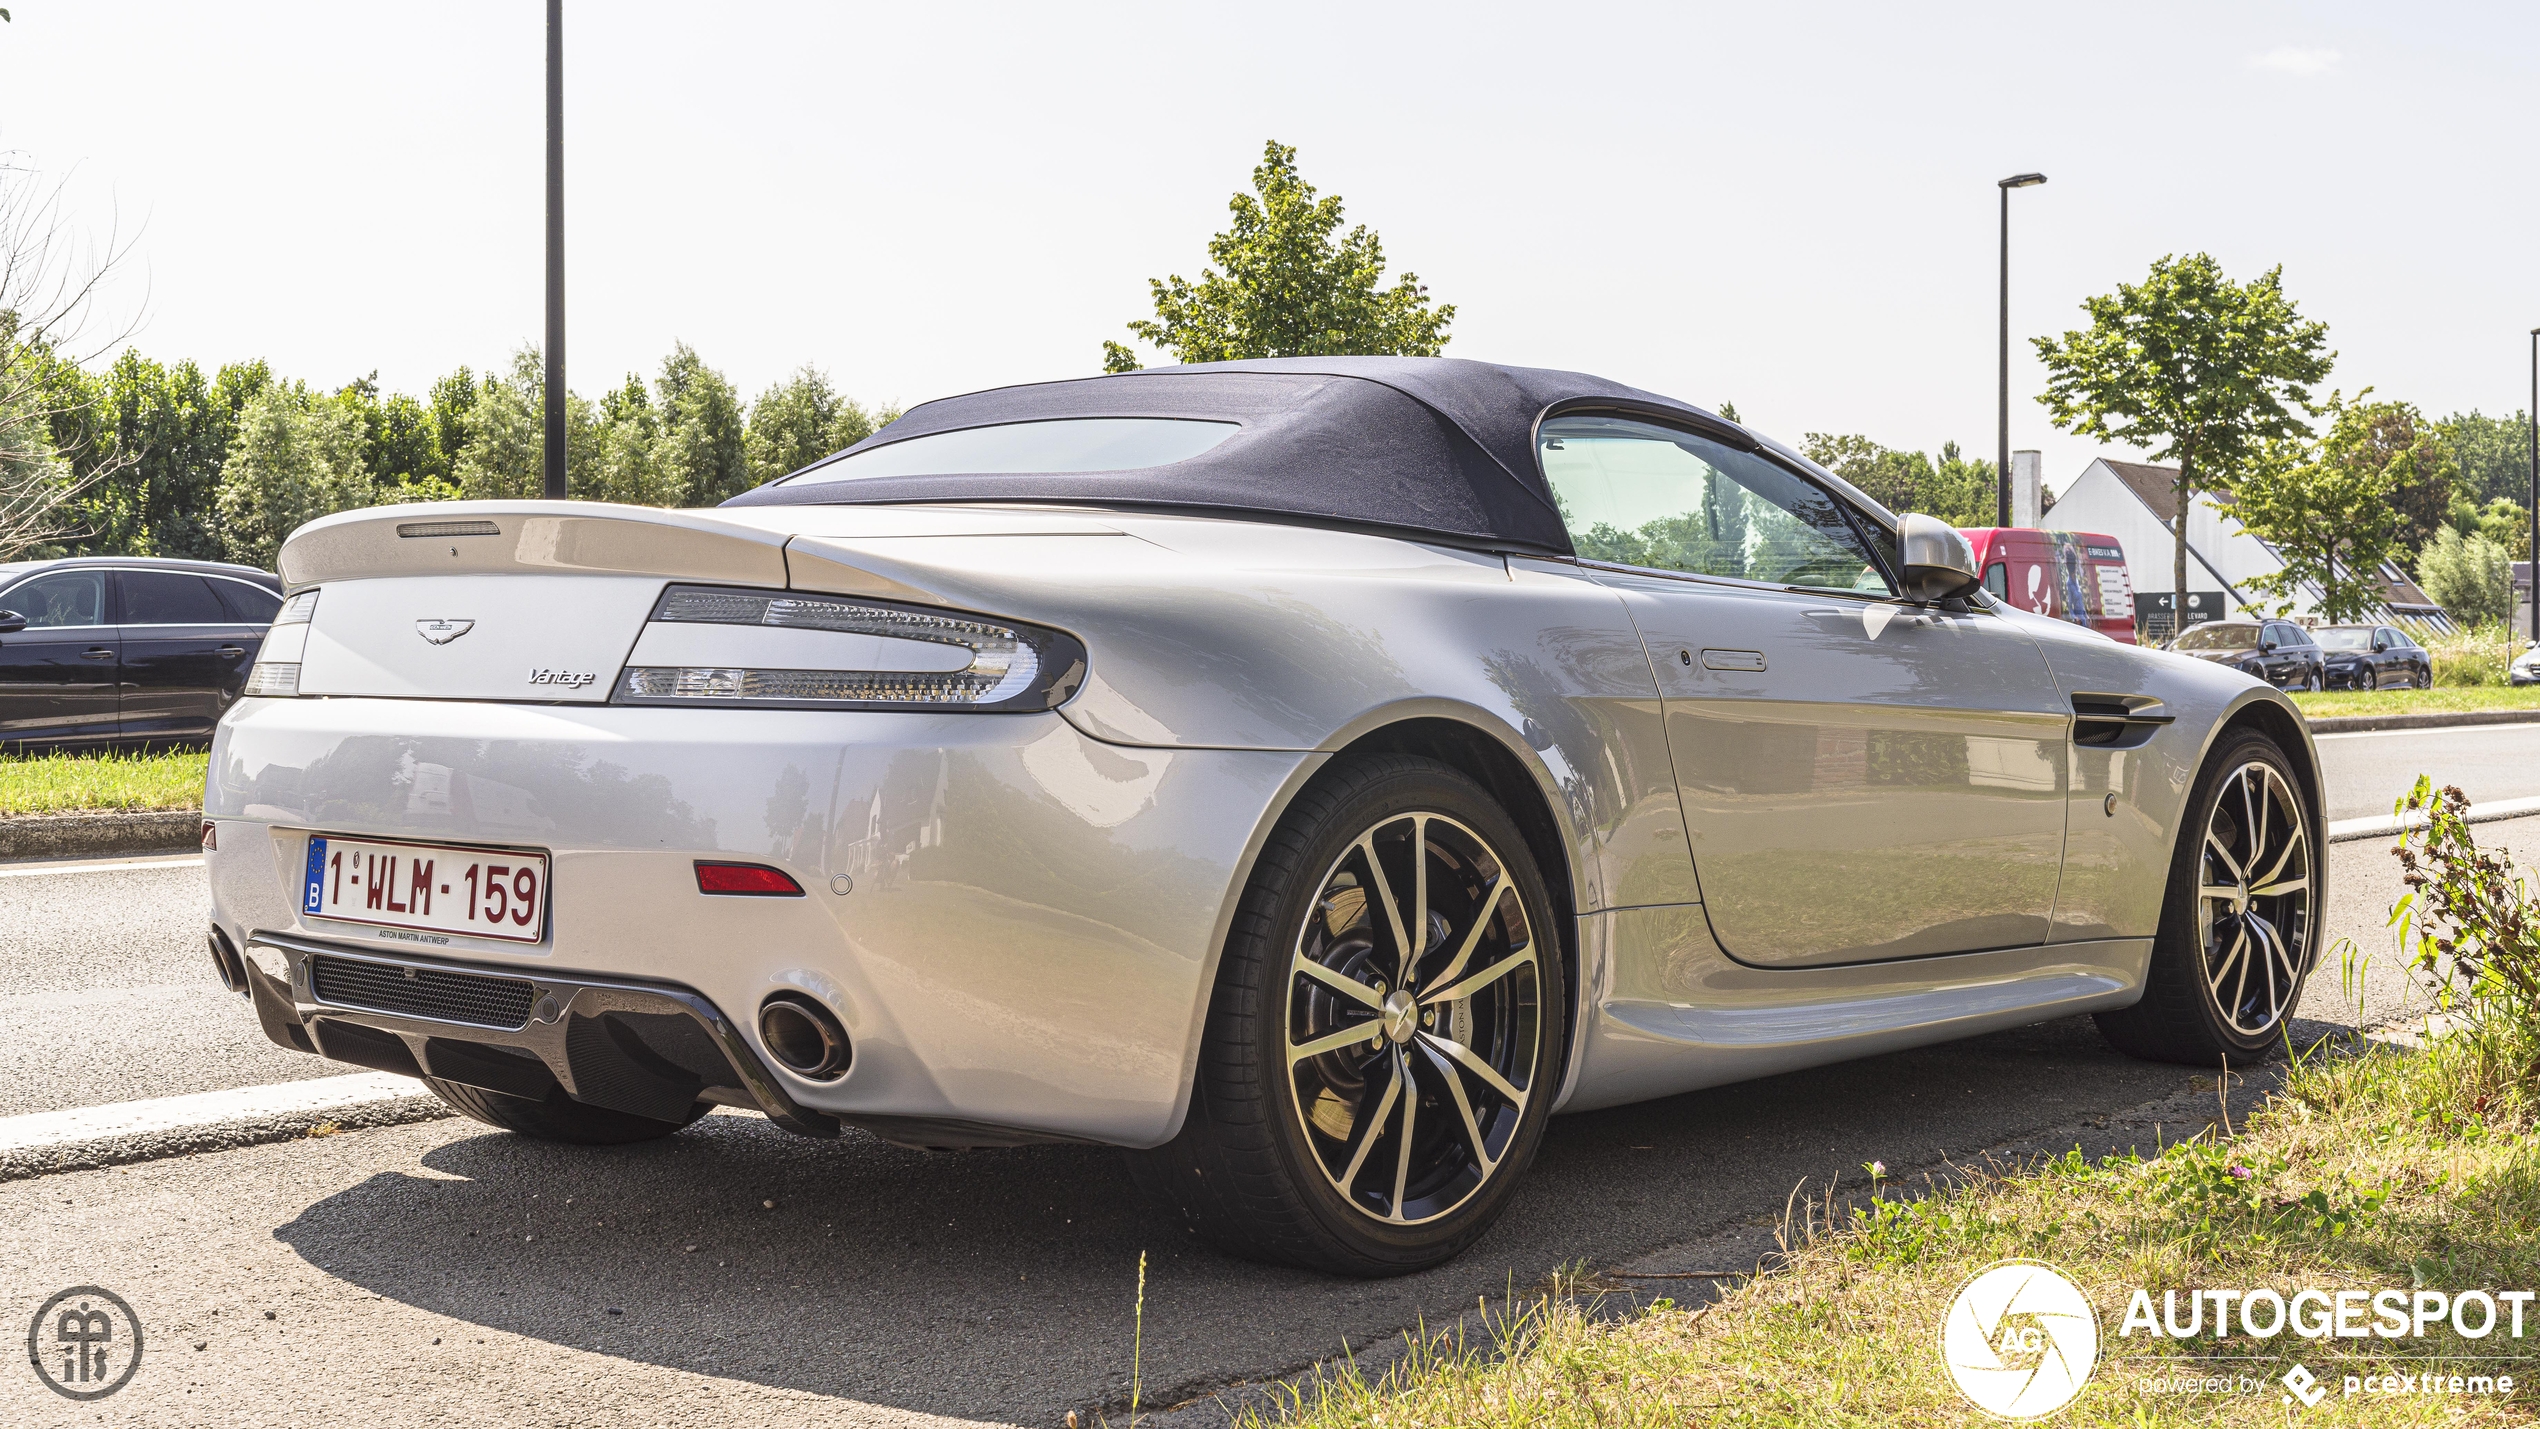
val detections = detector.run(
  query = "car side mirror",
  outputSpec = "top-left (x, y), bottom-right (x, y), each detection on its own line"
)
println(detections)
top-left (2259, 635), bottom-right (2278, 651)
top-left (0, 611), bottom-right (26, 635)
top-left (1896, 513), bottom-right (1981, 603)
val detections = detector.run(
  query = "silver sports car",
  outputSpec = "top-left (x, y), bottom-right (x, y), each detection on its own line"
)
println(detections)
top-left (203, 357), bottom-right (2322, 1275)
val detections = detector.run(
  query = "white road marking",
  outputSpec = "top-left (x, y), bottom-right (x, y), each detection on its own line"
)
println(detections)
top-left (0, 853), bottom-right (205, 878)
top-left (2327, 795), bottom-right (2540, 843)
top-left (2313, 721), bottom-right (2540, 741)
top-left (0, 1072), bottom-right (427, 1153)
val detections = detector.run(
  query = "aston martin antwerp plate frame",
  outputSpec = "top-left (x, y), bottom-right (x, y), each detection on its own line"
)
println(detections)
top-left (302, 835), bottom-right (549, 944)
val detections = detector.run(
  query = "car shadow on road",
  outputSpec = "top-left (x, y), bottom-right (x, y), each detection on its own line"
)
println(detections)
top-left (269, 1014), bottom-right (2232, 1422)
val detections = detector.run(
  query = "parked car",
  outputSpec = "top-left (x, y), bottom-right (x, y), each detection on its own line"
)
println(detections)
top-left (0, 557), bottom-right (285, 750)
top-left (2512, 642), bottom-right (2539, 687)
top-left (1960, 527), bottom-right (2137, 643)
top-left (2313, 623), bottom-right (2431, 691)
top-left (202, 357), bottom-right (2322, 1276)
top-left (2166, 618), bottom-right (2326, 692)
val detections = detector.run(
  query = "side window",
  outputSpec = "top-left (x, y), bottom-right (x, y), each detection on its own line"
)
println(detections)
top-left (1539, 414), bottom-right (1890, 595)
top-left (212, 580), bottom-right (283, 624)
top-left (2, 571), bottom-right (107, 627)
top-left (2371, 629), bottom-right (2390, 651)
top-left (1983, 563), bottom-right (2008, 599)
top-left (121, 571), bottom-right (230, 625)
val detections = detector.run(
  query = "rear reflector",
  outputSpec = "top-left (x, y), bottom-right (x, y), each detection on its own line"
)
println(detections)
top-left (693, 861), bottom-right (805, 897)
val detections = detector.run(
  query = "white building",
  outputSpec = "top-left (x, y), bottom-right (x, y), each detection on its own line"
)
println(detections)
top-left (2045, 457), bottom-right (2449, 639)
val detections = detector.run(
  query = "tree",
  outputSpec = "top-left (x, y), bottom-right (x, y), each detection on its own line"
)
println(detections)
top-left (2336, 398), bottom-right (2459, 558)
top-left (2419, 526), bottom-right (2514, 627)
top-left (1800, 433), bottom-right (1995, 526)
top-left (1103, 140), bottom-right (1452, 372)
top-left (2440, 409), bottom-right (2532, 507)
top-left (451, 351), bottom-right (545, 500)
top-left (654, 342), bottom-right (749, 505)
top-left (214, 386), bottom-right (374, 568)
top-left (0, 160), bottom-right (141, 558)
top-left (744, 364), bottom-right (893, 485)
top-left (2033, 253), bottom-right (2333, 616)
top-left (2230, 396), bottom-right (2406, 623)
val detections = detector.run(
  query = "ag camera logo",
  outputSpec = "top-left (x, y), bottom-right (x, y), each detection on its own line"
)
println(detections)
top-left (1941, 1260), bottom-right (2099, 1419)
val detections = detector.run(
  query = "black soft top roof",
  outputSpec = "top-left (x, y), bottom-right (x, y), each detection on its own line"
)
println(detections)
top-left (722, 356), bottom-right (1886, 556)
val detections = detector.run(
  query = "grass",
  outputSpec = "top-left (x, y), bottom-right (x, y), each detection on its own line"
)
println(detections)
top-left (2292, 686), bottom-right (2540, 720)
top-left (0, 748), bottom-right (208, 815)
top-left (1239, 1040), bottom-right (2540, 1427)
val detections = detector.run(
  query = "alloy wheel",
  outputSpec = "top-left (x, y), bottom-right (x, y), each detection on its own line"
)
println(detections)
top-left (1285, 812), bottom-right (1541, 1225)
top-left (2196, 760), bottom-right (2314, 1038)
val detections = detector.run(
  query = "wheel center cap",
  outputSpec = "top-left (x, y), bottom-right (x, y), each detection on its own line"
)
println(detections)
top-left (1380, 990), bottom-right (1419, 1044)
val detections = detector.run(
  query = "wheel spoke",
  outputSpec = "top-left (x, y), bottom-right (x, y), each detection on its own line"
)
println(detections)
top-left (1290, 1020), bottom-right (1382, 1064)
top-left (1411, 814), bottom-right (1428, 973)
top-left (1422, 944), bottom-right (1535, 1007)
top-left (1294, 953), bottom-right (1385, 1010)
top-left (2251, 875), bottom-right (2308, 899)
top-left (1422, 1030), bottom-right (1525, 1106)
top-left (1334, 1055), bottom-right (1402, 1193)
top-left (2253, 914), bottom-right (2282, 1023)
top-left (2199, 884), bottom-right (2244, 905)
top-left (2255, 825), bottom-right (2306, 891)
top-left (1421, 872), bottom-right (1509, 996)
top-left (1390, 1049), bottom-right (1417, 1221)
top-left (2247, 772), bottom-right (2267, 867)
top-left (2205, 832), bottom-right (2244, 881)
top-left (1419, 1038), bottom-right (1496, 1174)
top-left (1356, 831), bottom-right (1415, 984)
top-left (2208, 922), bottom-right (2248, 997)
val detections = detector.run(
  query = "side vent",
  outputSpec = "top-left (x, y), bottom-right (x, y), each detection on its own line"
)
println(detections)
top-left (2071, 694), bottom-right (2174, 749)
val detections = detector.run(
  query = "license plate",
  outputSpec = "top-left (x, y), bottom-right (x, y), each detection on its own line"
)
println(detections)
top-left (301, 835), bottom-right (549, 944)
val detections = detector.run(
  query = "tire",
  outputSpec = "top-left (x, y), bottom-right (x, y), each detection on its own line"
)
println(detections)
top-left (1130, 754), bottom-right (1566, 1277)
top-left (424, 1077), bottom-right (707, 1145)
top-left (2302, 670), bottom-right (2322, 693)
top-left (2095, 729), bottom-right (2317, 1065)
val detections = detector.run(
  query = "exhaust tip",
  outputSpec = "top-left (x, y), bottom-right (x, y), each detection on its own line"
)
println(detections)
top-left (758, 994), bottom-right (850, 1080)
top-left (208, 925), bottom-right (247, 996)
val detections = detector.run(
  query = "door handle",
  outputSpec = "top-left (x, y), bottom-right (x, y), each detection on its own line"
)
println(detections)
top-left (216, 646), bottom-right (247, 658)
top-left (79, 647), bottom-right (114, 661)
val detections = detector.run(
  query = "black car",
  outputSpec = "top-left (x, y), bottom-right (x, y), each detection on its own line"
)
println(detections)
top-left (2165, 618), bottom-right (2327, 691)
top-left (2314, 623), bottom-right (2432, 691)
top-left (0, 557), bottom-right (284, 750)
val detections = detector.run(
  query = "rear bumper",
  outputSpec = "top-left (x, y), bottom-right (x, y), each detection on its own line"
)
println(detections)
top-left (204, 696), bottom-right (1316, 1147)
top-left (238, 930), bottom-right (838, 1137)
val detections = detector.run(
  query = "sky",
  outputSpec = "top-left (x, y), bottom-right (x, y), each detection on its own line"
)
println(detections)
top-left (1, 1), bottom-right (2533, 493)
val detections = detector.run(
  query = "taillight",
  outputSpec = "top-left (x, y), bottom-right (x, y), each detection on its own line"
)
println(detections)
top-left (693, 861), bottom-right (805, 897)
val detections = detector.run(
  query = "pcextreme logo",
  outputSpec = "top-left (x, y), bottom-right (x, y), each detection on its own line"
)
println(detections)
top-left (1940, 1261), bottom-right (2100, 1420)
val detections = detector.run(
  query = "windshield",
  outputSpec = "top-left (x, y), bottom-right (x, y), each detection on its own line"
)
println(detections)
top-left (2314, 627), bottom-right (2375, 651)
top-left (2172, 623), bottom-right (2260, 651)
top-left (783, 418), bottom-right (1239, 485)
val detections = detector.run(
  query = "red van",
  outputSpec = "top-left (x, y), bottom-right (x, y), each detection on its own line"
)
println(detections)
top-left (1959, 529), bottom-right (2137, 644)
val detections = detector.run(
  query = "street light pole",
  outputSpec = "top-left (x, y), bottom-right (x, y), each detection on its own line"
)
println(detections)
top-left (1997, 173), bottom-right (2047, 528)
top-left (542, 0), bottom-right (566, 500)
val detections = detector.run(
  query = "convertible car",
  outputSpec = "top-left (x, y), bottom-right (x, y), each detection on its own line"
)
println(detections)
top-left (202, 357), bottom-right (2322, 1275)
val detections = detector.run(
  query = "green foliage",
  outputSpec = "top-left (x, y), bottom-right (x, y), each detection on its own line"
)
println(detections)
top-left (2420, 527), bottom-right (2516, 628)
top-left (1107, 140), bottom-right (1452, 371)
top-left (743, 364), bottom-right (895, 484)
top-left (450, 349), bottom-right (545, 500)
top-left (2034, 253), bottom-right (2334, 599)
top-left (2394, 777), bottom-right (2540, 1090)
top-left (2233, 392), bottom-right (2409, 623)
top-left (2441, 408), bottom-right (2533, 508)
top-left (0, 747), bottom-right (208, 814)
top-left (213, 385), bottom-right (374, 568)
top-left (2422, 622), bottom-right (2523, 687)
top-left (654, 341), bottom-right (750, 505)
top-left (1800, 433), bottom-right (1994, 525)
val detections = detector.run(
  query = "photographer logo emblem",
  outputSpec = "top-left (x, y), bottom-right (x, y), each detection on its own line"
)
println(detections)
top-left (1940, 1261), bottom-right (2098, 1419)
top-left (2283, 1362), bottom-right (2328, 1408)
top-left (26, 1285), bottom-right (143, 1401)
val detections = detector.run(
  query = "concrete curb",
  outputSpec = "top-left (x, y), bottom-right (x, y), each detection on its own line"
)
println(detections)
top-left (0, 1094), bottom-right (452, 1183)
top-left (2327, 795), bottom-right (2540, 844)
top-left (0, 808), bottom-right (203, 860)
top-left (2306, 708), bottom-right (2540, 735)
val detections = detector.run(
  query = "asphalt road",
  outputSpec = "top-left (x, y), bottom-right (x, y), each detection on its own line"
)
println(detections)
top-left (2, 727), bottom-right (2536, 1426)
top-left (2312, 718), bottom-right (2540, 820)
